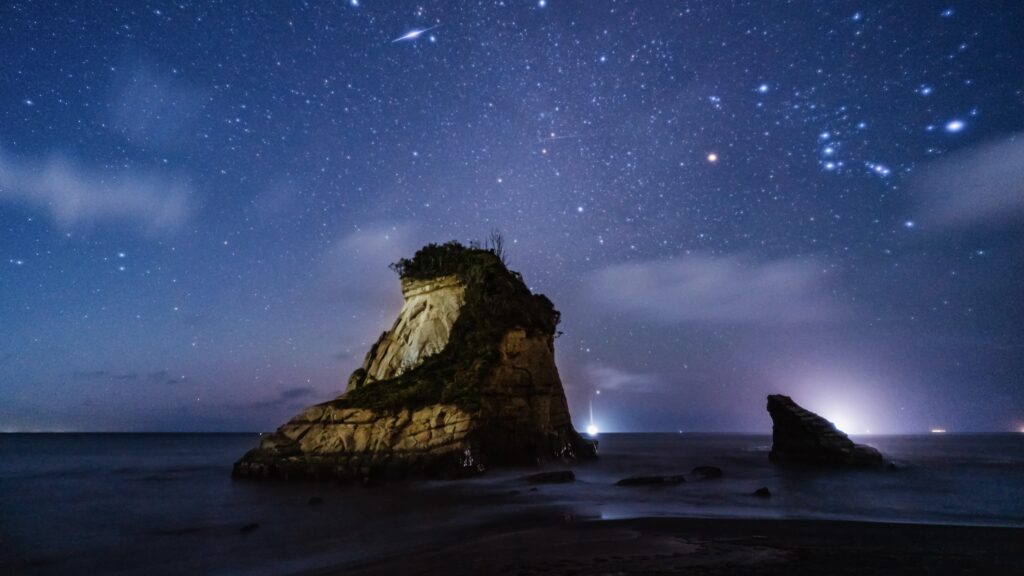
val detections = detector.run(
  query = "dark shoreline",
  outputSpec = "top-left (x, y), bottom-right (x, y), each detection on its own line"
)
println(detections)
top-left (330, 516), bottom-right (1022, 576)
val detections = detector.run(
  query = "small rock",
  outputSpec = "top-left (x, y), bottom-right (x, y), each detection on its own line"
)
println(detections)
top-left (308, 496), bottom-right (323, 506)
top-left (615, 474), bottom-right (685, 486)
top-left (753, 487), bottom-right (772, 498)
top-left (522, 470), bottom-right (576, 484)
top-left (690, 466), bottom-right (723, 479)
top-left (240, 522), bottom-right (260, 534)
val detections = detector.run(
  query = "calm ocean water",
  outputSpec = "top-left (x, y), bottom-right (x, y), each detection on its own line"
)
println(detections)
top-left (1, 433), bottom-right (1022, 575)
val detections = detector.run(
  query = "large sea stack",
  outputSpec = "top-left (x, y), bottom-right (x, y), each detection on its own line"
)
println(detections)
top-left (234, 242), bottom-right (596, 481)
top-left (766, 394), bottom-right (883, 467)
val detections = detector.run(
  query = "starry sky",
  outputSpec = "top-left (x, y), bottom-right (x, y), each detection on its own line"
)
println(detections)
top-left (2, 1), bottom-right (1023, 434)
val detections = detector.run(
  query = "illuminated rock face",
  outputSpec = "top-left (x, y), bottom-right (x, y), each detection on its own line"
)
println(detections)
top-left (233, 245), bottom-right (595, 482)
top-left (352, 275), bottom-right (466, 389)
top-left (766, 394), bottom-right (883, 468)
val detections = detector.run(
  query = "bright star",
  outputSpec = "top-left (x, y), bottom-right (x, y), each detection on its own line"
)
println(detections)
top-left (586, 424), bottom-right (599, 436)
top-left (945, 119), bottom-right (965, 133)
top-left (904, 220), bottom-right (916, 229)
top-left (706, 152), bottom-right (718, 163)
top-left (391, 25), bottom-right (439, 43)
top-left (757, 83), bottom-right (769, 93)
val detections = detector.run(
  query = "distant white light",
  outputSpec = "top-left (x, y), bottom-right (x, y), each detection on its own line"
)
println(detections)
top-left (823, 146), bottom-right (835, 155)
top-left (586, 424), bottom-right (599, 436)
top-left (930, 428), bottom-right (947, 434)
top-left (706, 152), bottom-right (718, 163)
top-left (757, 83), bottom-right (769, 94)
top-left (940, 8), bottom-right (954, 17)
top-left (350, 0), bottom-right (358, 6)
top-left (919, 85), bottom-right (933, 96)
top-left (826, 414), bottom-right (851, 433)
top-left (945, 119), bottom-right (965, 133)
top-left (577, 206), bottom-right (584, 213)
top-left (904, 220), bottom-right (916, 229)
top-left (538, 0), bottom-right (546, 6)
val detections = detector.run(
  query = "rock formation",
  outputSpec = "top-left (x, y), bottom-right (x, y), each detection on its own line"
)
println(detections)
top-left (234, 242), bottom-right (596, 481)
top-left (766, 394), bottom-right (883, 467)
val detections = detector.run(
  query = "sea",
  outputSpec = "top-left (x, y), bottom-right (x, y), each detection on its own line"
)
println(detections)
top-left (2, 433), bottom-right (1022, 575)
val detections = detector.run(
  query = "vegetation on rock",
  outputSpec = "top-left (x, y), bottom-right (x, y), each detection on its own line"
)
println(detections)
top-left (337, 240), bottom-right (559, 412)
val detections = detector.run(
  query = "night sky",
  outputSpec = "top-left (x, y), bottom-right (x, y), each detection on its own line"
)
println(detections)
top-left (2, 1), bottom-right (1023, 434)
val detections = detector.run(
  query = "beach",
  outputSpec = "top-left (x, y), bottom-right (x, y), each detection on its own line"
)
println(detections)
top-left (339, 517), bottom-right (1023, 575)
top-left (2, 433), bottom-right (1021, 575)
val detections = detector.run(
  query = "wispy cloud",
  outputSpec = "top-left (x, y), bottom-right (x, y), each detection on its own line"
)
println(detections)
top-left (314, 223), bottom-right (426, 303)
top-left (583, 253), bottom-right (841, 324)
top-left (108, 65), bottom-right (207, 150)
top-left (72, 369), bottom-right (186, 385)
top-left (912, 134), bottom-right (1024, 228)
top-left (250, 386), bottom-right (323, 409)
top-left (0, 148), bottom-right (192, 232)
top-left (584, 363), bottom-right (661, 392)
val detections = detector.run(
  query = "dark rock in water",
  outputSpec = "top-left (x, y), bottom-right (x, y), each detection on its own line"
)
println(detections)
top-left (690, 465), bottom-right (723, 479)
top-left (239, 522), bottom-right (260, 534)
top-left (766, 394), bottom-right (884, 468)
top-left (753, 487), bottom-right (772, 498)
top-left (615, 474), bottom-right (685, 486)
top-left (307, 496), bottom-right (323, 506)
top-left (522, 470), bottom-right (576, 484)
top-left (233, 243), bottom-right (597, 482)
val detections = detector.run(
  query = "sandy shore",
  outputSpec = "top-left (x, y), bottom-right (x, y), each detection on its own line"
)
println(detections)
top-left (332, 516), bottom-right (1021, 575)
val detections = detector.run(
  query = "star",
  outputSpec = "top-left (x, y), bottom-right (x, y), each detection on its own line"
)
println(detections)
top-left (945, 119), bottom-right (965, 133)
top-left (706, 152), bottom-right (719, 163)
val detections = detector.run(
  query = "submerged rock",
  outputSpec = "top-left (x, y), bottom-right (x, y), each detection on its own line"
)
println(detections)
top-left (615, 474), bottom-right (685, 486)
top-left (689, 465), bottom-right (723, 479)
top-left (766, 394), bottom-right (883, 468)
top-left (234, 242), bottom-right (596, 482)
top-left (522, 470), bottom-right (576, 484)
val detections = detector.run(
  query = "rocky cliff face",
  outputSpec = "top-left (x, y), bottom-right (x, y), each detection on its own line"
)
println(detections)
top-left (349, 275), bottom-right (465, 390)
top-left (766, 394), bottom-right (883, 467)
top-left (234, 242), bottom-right (595, 481)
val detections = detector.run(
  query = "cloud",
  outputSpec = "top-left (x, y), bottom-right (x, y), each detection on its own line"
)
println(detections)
top-left (584, 363), bottom-right (661, 392)
top-left (108, 66), bottom-right (207, 150)
top-left (71, 369), bottom-right (187, 385)
top-left (0, 148), bottom-right (192, 232)
top-left (314, 223), bottom-right (427, 303)
top-left (583, 253), bottom-right (841, 324)
top-left (279, 386), bottom-right (317, 400)
top-left (250, 386), bottom-right (322, 409)
top-left (912, 134), bottom-right (1024, 228)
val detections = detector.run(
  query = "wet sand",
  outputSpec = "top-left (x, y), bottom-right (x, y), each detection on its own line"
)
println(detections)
top-left (335, 517), bottom-right (1022, 575)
